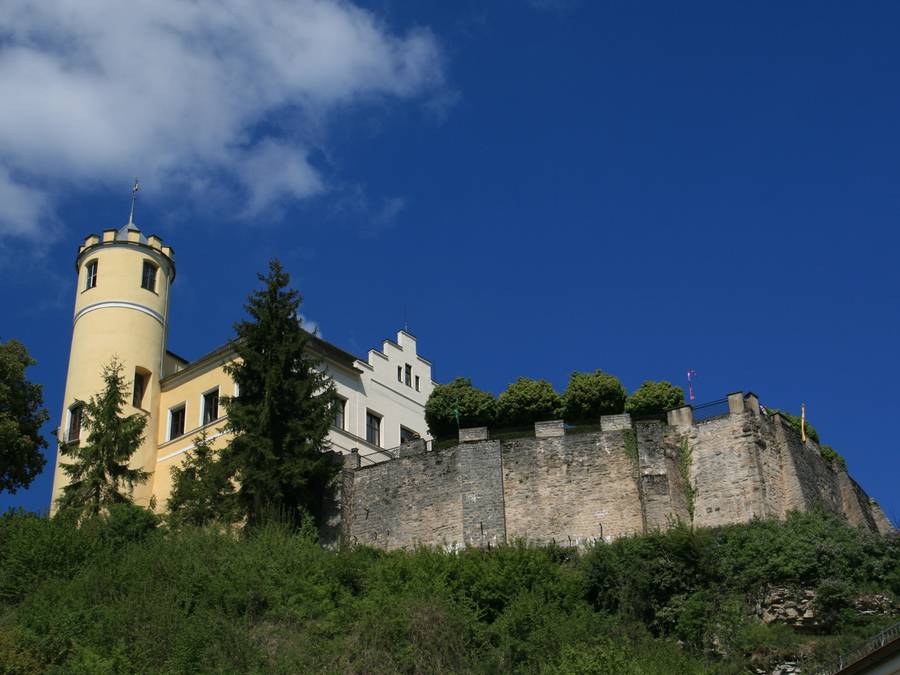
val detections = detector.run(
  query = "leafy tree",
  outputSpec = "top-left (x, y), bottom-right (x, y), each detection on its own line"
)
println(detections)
top-left (560, 370), bottom-right (627, 423)
top-left (624, 380), bottom-right (685, 417)
top-left (221, 260), bottom-right (338, 529)
top-left (496, 377), bottom-right (561, 428)
top-left (424, 377), bottom-right (497, 438)
top-left (0, 339), bottom-right (48, 494)
top-left (57, 359), bottom-right (149, 520)
top-left (167, 430), bottom-right (240, 529)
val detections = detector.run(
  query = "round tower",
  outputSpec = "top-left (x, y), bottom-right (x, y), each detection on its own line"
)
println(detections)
top-left (51, 222), bottom-right (175, 509)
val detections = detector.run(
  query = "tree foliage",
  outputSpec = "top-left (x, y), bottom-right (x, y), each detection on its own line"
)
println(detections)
top-left (0, 339), bottom-right (48, 494)
top-left (560, 370), bottom-right (627, 423)
top-left (167, 430), bottom-right (240, 529)
top-left (221, 260), bottom-right (338, 529)
top-left (496, 377), bottom-right (561, 428)
top-left (57, 359), bottom-right (149, 520)
top-left (624, 380), bottom-right (685, 417)
top-left (425, 377), bottom-right (497, 438)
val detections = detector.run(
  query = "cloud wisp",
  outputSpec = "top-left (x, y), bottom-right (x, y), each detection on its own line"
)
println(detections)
top-left (0, 0), bottom-right (444, 238)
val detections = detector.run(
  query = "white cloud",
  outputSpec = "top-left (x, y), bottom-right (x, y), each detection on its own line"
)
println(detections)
top-left (0, 0), bottom-right (444, 238)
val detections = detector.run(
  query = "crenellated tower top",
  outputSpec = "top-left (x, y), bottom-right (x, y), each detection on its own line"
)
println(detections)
top-left (76, 223), bottom-right (175, 280)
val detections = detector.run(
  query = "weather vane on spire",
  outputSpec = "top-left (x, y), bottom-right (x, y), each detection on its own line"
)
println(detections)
top-left (128, 178), bottom-right (140, 225)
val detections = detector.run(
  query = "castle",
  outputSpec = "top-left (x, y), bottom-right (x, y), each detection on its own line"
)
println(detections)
top-left (51, 223), bottom-right (893, 545)
top-left (50, 221), bottom-right (435, 511)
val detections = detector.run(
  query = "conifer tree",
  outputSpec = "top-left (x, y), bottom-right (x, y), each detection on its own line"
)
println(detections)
top-left (57, 359), bottom-right (149, 520)
top-left (167, 430), bottom-right (239, 528)
top-left (221, 259), bottom-right (338, 528)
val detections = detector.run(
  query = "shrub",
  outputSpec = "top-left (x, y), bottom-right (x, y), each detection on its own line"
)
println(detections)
top-left (820, 445), bottom-right (847, 471)
top-left (496, 378), bottom-right (561, 428)
top-left (624, 381), bottom-right (685, 417)
top-left (560, 370), bottom-right (627, 424)
top-left (425, 377), bottom-right (497, 438)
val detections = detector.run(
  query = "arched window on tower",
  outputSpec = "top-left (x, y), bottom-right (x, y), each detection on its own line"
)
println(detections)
top-left (84, 260), bottom-right (98, 290)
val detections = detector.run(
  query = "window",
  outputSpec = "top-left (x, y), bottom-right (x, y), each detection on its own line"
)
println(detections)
top-left (404, 364), bottom-right (412, 386)
top-left (132, 370), bottom-right (147, 408)
top-left (67, 405), bottom-right (82, 442)
top-left (85, 261), bottom-right (98, 290)
top-left (415, 375), bottom-right (420, 392)
top-left (141, 260), bottom-right (157, 291)
top-left (400, 426), bottom-right (419, 444)
top-left (366, 411), bottom-right (381, 446)
top-left (202, 388), bottom-right (219, 425)
top-left (333, 397), bottom-right (346, 430)
top-left (397, 366), bottom-right (402, 382)
top-left (169, 405), bottom-right (186, 440)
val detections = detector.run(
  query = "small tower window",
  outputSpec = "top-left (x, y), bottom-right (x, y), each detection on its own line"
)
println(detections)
top-left (85, 261), bottom-right (98, 290)
top-left (404, 364), bottom-right (412, 386)
top-left (67, 404), bottom-right (83, 442)
top-left (141, 261), bottom-right (158, 292)
top-left (397, 366), bottom-right (402, 382)
top-left (132, 369), bottom-right (149, 409)
top-left (415, 375), bottom-right (420, 392)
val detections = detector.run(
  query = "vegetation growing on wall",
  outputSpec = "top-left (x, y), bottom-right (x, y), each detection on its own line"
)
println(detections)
top-left (425, 377), bottom-right (497, 438)
top-left (560, 370), bottom-right (627, 423)
top-left (495, 377), bottom-right (561, 428)
top-left (0, 509), bottom-right (895, 673)
top-left (625, 380), bottom-right (685, 417)
top-left (678, 437), bottom-right (695, 519)
top-left (773, 409), bottom-right (820, 444)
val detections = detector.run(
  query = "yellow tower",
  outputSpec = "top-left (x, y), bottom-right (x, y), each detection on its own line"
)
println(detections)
top-left (50, 217), bottom-right (175, 509)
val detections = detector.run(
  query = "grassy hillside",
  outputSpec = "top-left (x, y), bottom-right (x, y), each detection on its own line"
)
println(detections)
top-left (0, 508), bottom-right (896, 674)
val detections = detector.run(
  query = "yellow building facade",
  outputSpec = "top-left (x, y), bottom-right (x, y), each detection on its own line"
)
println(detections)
top-left (50, 222), bottom-right (435, 511)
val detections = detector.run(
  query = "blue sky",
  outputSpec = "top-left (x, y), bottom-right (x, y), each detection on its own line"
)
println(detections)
top-left (1, 1), bottom-right (897, 522)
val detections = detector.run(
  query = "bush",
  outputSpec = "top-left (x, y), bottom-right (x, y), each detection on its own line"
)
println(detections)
top-left (624, 381), bottom-right (685, 417)
top-left (496, 378), bottom-right (561, 428)
top-left (560, 370), bottom-right (627, 424)
top-left (0, 509), bottom-right (894, 673)
top-left (425, 377), bottom-right (497, 438)
top-left (820, 445), bottom-right (847, 471)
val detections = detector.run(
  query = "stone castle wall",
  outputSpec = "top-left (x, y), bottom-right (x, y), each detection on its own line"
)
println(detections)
top-left (334, 393), bottom-right (893, 550)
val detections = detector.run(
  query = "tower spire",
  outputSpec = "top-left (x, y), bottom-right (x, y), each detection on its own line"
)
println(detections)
top-left (128, 178), bottom-right (140, 225)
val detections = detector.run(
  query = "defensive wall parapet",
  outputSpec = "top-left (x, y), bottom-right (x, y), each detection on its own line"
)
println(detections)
top-left (333, 392), bottom-right (893, 550)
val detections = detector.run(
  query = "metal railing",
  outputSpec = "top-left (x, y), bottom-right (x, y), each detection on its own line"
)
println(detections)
top-left (691, 397), bottom-right (730, 422)
top-left (816, 620), bottom-right (900, 674)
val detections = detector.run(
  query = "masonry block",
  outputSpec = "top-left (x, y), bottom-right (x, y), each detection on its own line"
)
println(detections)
top-left (727, 392), bottom-right (745, 414)
top-left (600, 413), bottom-right (632, 431)
top-left (459, 427), bottom-right (488, 442)
top-left (535, 420), bottom-right (565, 438)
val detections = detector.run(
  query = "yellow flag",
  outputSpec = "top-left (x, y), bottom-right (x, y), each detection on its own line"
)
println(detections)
top-left (801, 402), bottom-right (807, 442)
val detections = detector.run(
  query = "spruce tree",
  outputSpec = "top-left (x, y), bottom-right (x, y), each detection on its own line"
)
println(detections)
top-left (57, 359), bottom-right (149, 520)
top-left (167, 430), bottom-right (239, 528)
top-left (221, 259), bottom-right (338, 528)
